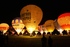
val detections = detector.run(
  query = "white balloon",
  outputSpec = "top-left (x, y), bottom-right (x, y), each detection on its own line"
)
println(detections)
top-left (12, 17), bottom-right (25, 34)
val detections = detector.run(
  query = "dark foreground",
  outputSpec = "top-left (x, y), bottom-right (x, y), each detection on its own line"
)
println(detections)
top-left (3, 35), bottom-right (70, 47)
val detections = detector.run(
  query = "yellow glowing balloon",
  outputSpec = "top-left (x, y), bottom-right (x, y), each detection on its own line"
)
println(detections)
top-left (0, 23), bottom-right (9, 34)
top-left (20, 4), bottom-right (43, 33)
top-left (43, 20), bottom-right (55, 32)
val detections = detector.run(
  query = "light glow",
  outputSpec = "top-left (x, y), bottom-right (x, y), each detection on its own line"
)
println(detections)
top-left (27, 27), bottom-right (35, 34)
top-left (40, 30), bottom-right (43, 35)
top-left (16, 28), bottom-right (22, 35)
top-left (58, 28), bottom-right (63, 34)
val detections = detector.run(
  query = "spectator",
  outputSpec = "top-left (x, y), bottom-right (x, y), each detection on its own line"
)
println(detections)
top-left (48, 36), bottom-right (53, 47)
top-left (41, 34), bottom-right (47, 47)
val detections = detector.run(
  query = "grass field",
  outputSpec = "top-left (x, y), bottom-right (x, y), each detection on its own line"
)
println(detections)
top-left (4, 35), bottom-right (70, 47)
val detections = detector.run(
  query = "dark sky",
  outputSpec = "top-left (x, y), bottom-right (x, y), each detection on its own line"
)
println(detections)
top-left (0, 0), bottom-right (70, 26)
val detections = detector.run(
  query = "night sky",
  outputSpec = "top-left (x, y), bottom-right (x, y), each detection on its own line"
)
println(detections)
top-left (0, 0), bottom-right (70, 26)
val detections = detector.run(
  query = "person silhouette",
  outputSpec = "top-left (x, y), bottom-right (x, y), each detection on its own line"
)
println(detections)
top-left (0, 31), bottom-right (5, 47)
top-left (4, 34), bottom-right (9, 47)
top-left (48, 36), bottom-right (53, 47)
top-left (41, 34), bottom-right (47, 47)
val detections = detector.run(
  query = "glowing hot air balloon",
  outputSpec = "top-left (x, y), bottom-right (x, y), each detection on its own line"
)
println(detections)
top-left (12, 17), bottom-right (25, 35)
top-left (0, 23), bottom-right (9, 34)
top-left (20, 4), bottom-right (43, 36)
top-left (57, 12), bottom-right (70, 34)
top-left (54, 19), bottom-right (64, 35)
top-left (38, 25), bottom-right (43, 35)
top-left (43, 20), bottom-right (55, 34)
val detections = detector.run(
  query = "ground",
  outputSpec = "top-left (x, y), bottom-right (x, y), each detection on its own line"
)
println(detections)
top-left (4, 35), bottom-right (70, 47)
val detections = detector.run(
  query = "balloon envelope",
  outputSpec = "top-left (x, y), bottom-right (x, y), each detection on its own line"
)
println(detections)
top-left (43, 20), bottom-right (55, 32)
top-left (54, 19), bottom-right (63, 33)
top-left (12, 17), bottom-right (25, 34)
top-left (20, 4), bottom-right (43, 32)
top-left (57, 12), bottom-right (70, 30)
top-left (0, 23), bottom-right (9, 34)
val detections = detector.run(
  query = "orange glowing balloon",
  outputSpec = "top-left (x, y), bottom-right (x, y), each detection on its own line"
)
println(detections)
top-left (43, 20), bottom-right (55, 32)
top-left (0, 23), bottom-right (9, 34)
top-left (20, 4), bottom-right (43, 33)
top-left (57, 12), bottom-right (70, 30)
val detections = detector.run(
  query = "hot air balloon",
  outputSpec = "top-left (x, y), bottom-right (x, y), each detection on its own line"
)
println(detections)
top-left (38, 25), bottom-right (44, 35)
top-left (43, 20), bottom-right (55, 34)
top-left (20, 4), bottom-right (43, 36)
top-left (0, 23), bottom-right (9, 34)
top-left (57, 12), bottom-right (70, 35)
top-left (54, 19), bottom-right (63, 35)
top-left (12, 17), bottom-right (25, 35)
